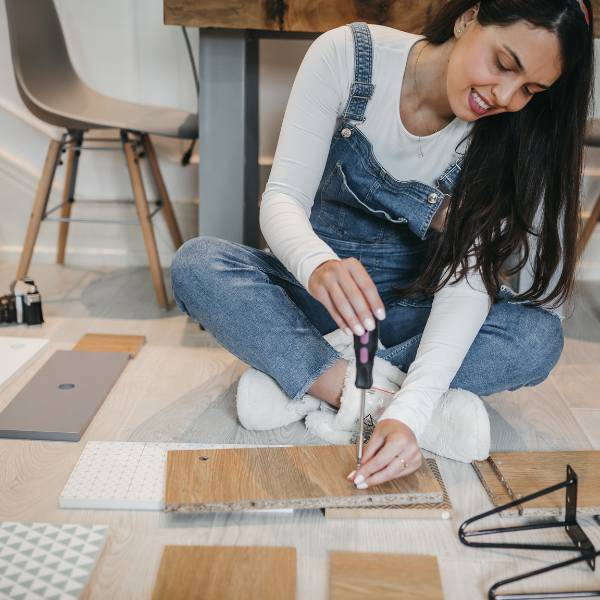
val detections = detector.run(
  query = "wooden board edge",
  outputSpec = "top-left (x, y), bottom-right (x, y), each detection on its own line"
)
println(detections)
top-left (164, 489), bottom-right (444, 513)
top-left (323, 458), bottom-right (452, 519)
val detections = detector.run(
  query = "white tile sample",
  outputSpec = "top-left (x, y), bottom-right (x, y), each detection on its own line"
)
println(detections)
top-left (0, 337), bottom-right (49, 391)
top-left (60, 442), bottom-right (292, 512)
top-left (0, 521), bottom-right (107, 599)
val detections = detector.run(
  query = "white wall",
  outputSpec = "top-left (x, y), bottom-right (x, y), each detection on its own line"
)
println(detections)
top-left (0, 0), bottom-right (204, 267)
top-left (0, 2), bottom-right (599, 276)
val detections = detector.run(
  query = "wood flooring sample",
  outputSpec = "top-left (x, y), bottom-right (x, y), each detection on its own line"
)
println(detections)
top-left (325, 458), bottom-right (452, 519)
top-left (164, 445), bottom-right (443, 512)
top-left (473, 451), bottom-right (600, 516)
top-left (152, 545), bottom-right (296, 600)
top-left (74, 333), bottom-right (145, 357)
top-left (330, 552), bottom-right (444, 600)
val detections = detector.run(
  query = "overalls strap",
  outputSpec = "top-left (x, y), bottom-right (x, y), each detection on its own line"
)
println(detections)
top-left (342, 22), bottom-right (375, 123)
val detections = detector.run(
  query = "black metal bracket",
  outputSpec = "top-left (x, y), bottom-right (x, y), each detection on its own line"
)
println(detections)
top-left (459, 465), bottom-right (600, 600)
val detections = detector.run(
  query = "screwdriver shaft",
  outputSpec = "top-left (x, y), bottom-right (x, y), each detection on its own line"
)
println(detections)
top-left (357, 389), bottom-right (366, 470)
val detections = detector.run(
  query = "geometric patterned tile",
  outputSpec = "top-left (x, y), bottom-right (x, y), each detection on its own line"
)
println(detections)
top-left (0, 522), bottom-right (107, 599)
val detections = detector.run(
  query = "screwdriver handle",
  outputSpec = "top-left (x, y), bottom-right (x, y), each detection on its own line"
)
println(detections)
top-left (353, 320), bottom-right (379, 389)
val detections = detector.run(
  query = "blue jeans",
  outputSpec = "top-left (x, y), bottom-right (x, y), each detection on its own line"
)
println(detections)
top-left (171, 236), bottom-right (564, 402)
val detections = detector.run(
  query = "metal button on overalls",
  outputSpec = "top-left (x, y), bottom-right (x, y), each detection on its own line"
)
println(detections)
top-left (427, 193), bottom-right (438, 204)
top-left (341, 128), bottom-right (352, 138)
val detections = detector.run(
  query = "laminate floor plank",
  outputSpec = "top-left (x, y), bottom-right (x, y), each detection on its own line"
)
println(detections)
top-left (164, 446), bottom-right (443, 512)
top-left (484, 376), bottom-right (593, 452)
top-left (572, 409), bottom-right (600, 448)
top-left (550, 363), bottom-right (600, 409)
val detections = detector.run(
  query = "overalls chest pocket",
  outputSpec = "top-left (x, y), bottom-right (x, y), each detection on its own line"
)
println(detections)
top-left (316, 159), bottom-right (444, 242)
top-left (315, 160), bottom-right (408, 242)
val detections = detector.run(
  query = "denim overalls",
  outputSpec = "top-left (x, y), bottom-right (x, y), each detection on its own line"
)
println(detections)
top-left (172, 22), bottom-right (563, 403)
top-left (310, 22), bottom-right (463, 301)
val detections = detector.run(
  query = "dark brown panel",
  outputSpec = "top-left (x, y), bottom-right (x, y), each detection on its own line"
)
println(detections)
top-left (165, 0), bottom-right (600, 36)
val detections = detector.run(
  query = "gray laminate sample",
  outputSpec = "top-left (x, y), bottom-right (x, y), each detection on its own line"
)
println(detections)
top-left (0, 350), bottom-right (128, 441)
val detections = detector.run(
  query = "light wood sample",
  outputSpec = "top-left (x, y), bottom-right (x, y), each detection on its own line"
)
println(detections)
top-left (74, 333), bottom-right (146, 357)
top-left (164, 0), bottom-right (600, 36)
top-left (473, 451), bottom-right (600, 516)
top-left (325, 458), bottom-right (451, 519)
top-left (152, 545), bottom-right (296, 600)
top-left (330, 552), bottom-right (444, 600)
top-left (164, 445), bottom-right (443, 512)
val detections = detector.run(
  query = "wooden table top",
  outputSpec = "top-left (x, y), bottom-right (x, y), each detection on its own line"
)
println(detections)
top-left (164, 0), bottom-right (600, 35)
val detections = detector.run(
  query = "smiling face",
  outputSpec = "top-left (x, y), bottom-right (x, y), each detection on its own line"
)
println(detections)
top-left (446, 17), bottom-right (563, 121)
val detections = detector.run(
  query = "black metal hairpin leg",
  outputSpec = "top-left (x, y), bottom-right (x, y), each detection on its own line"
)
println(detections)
top-left (458, 466), bottom-right (600, 600)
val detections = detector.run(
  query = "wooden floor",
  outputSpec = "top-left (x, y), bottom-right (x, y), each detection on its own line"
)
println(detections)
top-left (0, 262), bottom-right (599, 599)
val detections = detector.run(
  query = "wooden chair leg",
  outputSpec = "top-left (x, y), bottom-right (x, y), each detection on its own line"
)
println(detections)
top-left (577, 193), bottom-right (600, 260)
top-left (56, 133), bottom-right (82, 264)
top-left (17, 136), bottom-right (65, 280)
top-left (141, 134), bottom-right (184, 249)
top-left (123, 137), bottom-right (169, 310)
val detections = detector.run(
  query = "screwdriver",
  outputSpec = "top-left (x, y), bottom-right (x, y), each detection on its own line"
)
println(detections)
top-left (353, 319), bottom-right (379, 472)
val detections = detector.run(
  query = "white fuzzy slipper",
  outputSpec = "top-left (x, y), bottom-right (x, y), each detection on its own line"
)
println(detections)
top-left (305, 409), bottom-right (354, 444)
top-left (333, 358), bottom-right (405, 431)
top-left (236, 368), bottom-right (320, 431)
top-left (419, 388), bottom-right (490, 462)
top-left (235, 328), bottom-right (359, 431)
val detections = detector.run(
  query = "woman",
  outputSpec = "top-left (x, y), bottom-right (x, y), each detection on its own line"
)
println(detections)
top-left (172, 0), bottom-right (594, 488)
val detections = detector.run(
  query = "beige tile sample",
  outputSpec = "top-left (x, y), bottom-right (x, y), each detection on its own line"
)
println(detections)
top-left (74, 333), bottom-right (146, 357)
top-left (151, 545), bottom-right (296, 600)
top-left (330, 552), bottom-right (444, 600)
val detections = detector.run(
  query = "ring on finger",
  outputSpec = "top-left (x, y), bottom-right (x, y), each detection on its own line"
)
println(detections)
top-left (397, 457), bottom-right (407, 470)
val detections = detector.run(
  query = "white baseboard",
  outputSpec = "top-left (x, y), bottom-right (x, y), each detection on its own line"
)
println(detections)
top-left (0, 244), bottom-right (178, 269)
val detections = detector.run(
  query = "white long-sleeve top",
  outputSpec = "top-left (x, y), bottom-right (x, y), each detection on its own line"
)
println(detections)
top-left (260, 24), bottom-right (491, 440)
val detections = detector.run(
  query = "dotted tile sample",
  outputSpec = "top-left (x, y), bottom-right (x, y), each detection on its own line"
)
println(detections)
top-left (0, 521), bottom-right (107, 600)
top-left (60, 442), bottom-right (291, 512)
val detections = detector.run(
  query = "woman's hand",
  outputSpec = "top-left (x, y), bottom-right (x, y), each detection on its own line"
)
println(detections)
top-left (308, 258), bottom-right (386, 335)
top-left (348, 419), bottom-right (422, 487)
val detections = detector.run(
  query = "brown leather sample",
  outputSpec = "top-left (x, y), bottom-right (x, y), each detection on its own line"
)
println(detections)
top-left (473, 451), bottom-right (600, 516)
top-left (164, 445), bottom-right (443, 512)
top-left (330, 552), bottom-right (444, 600)
top-left (152, 545), bottom-right (296, 600)
top-left (73, 333), bottom-right (146, 358)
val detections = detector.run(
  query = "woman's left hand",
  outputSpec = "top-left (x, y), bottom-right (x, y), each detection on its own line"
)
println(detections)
top-left (348, 419), bottom-right (423, 487)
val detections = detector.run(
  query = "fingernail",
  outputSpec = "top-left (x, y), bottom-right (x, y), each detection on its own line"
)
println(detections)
top-left (375, 308), bottom-right (386, 320)
top-left (347, 470), bottom-right (356, 480)
top-left (353, 324), bottom-right (365, 336)
top-left (344, 327), bottom-right (353, 336)
top-left (354, 474), bottom-right (365, 485)
top-left (364, 317), bottom-right (375, 331)
top-left (355, 482), bottom-right (369, 490)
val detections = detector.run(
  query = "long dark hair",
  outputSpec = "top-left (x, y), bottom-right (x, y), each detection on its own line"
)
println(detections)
top-left (405, 0), bottom-right (594, 308)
